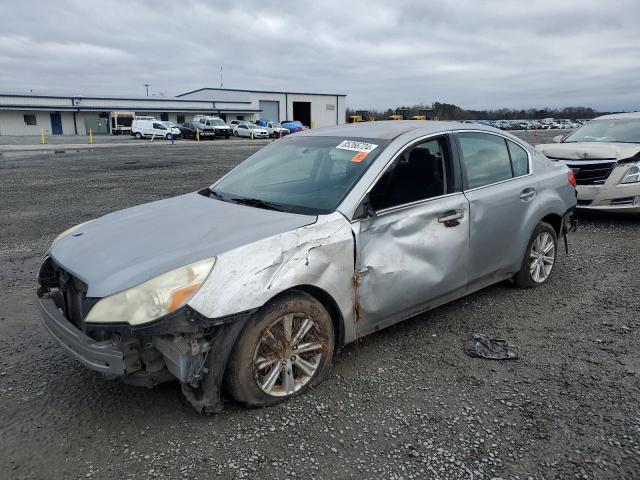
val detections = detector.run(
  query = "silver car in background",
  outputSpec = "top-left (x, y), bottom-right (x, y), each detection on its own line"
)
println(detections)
top-left (537, 112), bottom-right (640, 213)
top-left (37, 121), bottom-right (576, 413)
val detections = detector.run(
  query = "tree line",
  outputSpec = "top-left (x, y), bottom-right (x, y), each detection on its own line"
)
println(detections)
top-left (347, 102), bottom-right (607, 121)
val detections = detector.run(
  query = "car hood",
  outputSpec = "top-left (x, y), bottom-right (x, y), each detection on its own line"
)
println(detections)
top-left (536, 142), bottom-right (640, 162)
top-left (49, 192), bottom-right (317, 297)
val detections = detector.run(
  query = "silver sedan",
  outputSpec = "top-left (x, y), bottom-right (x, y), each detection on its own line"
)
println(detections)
top-left (37, 121), bottom-right (577, 412)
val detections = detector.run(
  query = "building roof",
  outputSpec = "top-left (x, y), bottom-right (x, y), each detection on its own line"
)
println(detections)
top-left (0, 92), bottom-right (218, 103)
top-left (177, 87), bottom-right (347, 98)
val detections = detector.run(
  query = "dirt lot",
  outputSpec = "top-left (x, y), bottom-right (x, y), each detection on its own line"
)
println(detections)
top-left (1, 131), bottom-right (639, 480)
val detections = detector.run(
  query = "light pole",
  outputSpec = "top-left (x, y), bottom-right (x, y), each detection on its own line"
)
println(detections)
top-left (144, 84), bottom-right (150, 96)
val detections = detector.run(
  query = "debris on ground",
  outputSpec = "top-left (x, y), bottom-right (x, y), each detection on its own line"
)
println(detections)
top-left (464, 333), bottom-right (519, 360)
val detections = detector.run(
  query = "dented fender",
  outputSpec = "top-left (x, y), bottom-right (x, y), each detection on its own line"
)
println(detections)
top-left (187, 212), bottom-right (358, 345)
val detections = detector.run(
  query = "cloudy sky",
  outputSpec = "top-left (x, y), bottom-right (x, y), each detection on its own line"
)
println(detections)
top-left (2, 0), bottom-right (639, 111)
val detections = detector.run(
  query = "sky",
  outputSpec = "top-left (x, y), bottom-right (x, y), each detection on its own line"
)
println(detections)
top-left (1, 0), bottom-right (639, 112)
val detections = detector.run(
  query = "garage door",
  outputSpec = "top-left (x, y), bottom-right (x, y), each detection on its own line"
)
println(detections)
top-left (259, 100), bottom-right (279, 122)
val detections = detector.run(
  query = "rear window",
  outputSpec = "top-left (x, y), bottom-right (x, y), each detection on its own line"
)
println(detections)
top-left (456, 132), bottom-right (513, 189)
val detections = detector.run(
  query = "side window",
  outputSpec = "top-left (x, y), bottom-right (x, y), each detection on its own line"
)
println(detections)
top-left (153, 123), bottom-right (166, 130)
top-left (456, 132), bottom-right (512, 189)
top-left (369, 137), bottom-right (449, 211)
top-left (507, 140), bottom-right (529, 177)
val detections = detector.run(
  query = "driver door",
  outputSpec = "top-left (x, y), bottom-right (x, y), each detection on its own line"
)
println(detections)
top-left (353, 135), bottom-right (470, 336)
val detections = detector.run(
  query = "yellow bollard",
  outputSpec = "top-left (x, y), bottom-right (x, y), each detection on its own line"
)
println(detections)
top-left (196, 129), bottom-right (200, 141)
top-left (41, 128), bottom-right (45, 144)
top-left (89, 128), bottom-right (94, 144)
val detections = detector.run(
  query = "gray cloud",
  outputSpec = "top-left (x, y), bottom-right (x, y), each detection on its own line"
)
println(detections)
top-left (1, 0), bottom-right (639, 111)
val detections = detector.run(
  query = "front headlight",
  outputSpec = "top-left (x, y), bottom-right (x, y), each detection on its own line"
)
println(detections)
top-left (85, 257), bottom-right (215, 325)
top-left (621, 165), bottom-right (640, 184)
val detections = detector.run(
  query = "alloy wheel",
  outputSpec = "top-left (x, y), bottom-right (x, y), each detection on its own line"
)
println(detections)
top-left (529, 231), bottom-right (555, 283)
top-left (252, 313), bottom-right (325, 397)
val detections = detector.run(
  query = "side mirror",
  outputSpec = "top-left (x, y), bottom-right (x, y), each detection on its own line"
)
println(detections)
top-left (553, 135), bottom-right (563, 143)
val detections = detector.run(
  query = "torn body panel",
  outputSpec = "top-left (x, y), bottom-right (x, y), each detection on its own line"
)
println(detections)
top-left (188, 212), bottom-right (358, 345)
top-left (353, 193), bottom-right (470, 336)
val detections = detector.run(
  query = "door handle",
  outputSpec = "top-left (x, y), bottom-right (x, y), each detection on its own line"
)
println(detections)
top-left (438, 209), bottom-right (464, 226)
top-left (520, 188), bottom-right (536, 201)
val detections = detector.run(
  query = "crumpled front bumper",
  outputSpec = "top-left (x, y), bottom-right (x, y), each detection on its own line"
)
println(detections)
top-left (37, 296), bottom-right (125, 376)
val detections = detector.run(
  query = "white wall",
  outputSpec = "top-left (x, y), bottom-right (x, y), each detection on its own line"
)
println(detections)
top-left (0, 110), bottom-right (65, 135)
top-left (180, 89), bottom-right (347, 128)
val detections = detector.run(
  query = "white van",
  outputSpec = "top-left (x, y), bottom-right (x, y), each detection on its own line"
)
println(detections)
top-left (131, 119), bottom-right (181, 139)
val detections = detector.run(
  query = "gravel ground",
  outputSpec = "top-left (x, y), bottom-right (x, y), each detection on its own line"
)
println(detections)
top-left (0, 130), bottom-right (638, 480)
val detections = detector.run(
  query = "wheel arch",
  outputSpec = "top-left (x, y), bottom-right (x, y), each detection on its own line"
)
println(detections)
top-left (540, 212), bottom-right (562, 237)
top-left (266, 285), bottom-right (345, 351)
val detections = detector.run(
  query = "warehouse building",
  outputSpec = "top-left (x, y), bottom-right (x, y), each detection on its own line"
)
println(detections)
top-left (0, 88), bottom-right (346, 136)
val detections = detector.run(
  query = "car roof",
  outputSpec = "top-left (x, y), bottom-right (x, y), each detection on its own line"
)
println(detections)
top-left (297, 120), bottom-right (497, 140)
top-left (593, 111), bottom-right (640, 121)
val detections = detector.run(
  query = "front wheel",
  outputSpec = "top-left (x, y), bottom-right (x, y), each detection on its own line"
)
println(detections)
top-left (514, 222), bottom-right (558, 288)
top-left (134, 132), bottom-right (143, 139)
top-left (225, 291), bottom-right (334, 407)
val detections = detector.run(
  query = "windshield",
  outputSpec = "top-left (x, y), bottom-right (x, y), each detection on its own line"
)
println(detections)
top-left (563, 119), bottom-right (640, 143)
top-left (247, 124), bottom-right (259, 129)
top-left (273, 123), bottom-right (282, 128)
top-left (211, 136), bottom-right (388, 214)
top-left (211, 119), bottom-right (226, 126)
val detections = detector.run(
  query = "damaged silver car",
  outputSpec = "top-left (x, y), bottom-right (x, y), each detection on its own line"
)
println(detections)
top-left (537, 112), bottom-right (640, 213)
top-left (37, 121), bottom-right (576, 413)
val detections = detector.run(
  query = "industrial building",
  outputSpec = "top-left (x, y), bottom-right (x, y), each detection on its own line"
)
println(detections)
top-left (0, 88), bottom-right (347, 136)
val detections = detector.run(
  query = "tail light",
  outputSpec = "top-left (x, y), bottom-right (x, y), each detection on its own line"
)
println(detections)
top-left (568, 169), bottom-right (577, 188)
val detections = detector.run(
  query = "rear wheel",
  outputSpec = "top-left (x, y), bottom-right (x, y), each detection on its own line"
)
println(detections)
top-left (225, 291), bottom-right (334, 407)
top-left (514, 222), bottom-right (557, 288)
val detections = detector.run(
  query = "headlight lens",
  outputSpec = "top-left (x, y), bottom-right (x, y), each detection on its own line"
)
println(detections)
top-left (54, 220), bottom-right (91, 243)
top-left (621, 165), bottom-right (640, 184)
top-left (85, 257), bottom-right (215, 325)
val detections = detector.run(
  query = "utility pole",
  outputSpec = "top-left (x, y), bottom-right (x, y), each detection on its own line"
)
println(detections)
top-left (220, 66), bottom-right (223, 88)
top-left (144, 84), bottom-right (150, 96)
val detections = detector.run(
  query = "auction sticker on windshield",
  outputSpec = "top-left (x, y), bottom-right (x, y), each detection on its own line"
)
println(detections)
top-left (336, 140), bottom-right (378, 163)
top-left (336, 140), bottom-right (378, 153)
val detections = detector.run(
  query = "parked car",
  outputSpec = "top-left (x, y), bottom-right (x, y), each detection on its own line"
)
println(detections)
top-left (193, 116), bottom-right (232, 139)
top-left (262, 121), bottom-right (290, 138)
top-left (37, 121), bottom-right (576, 413)
top-left (229, 120), bottom-right (252, 132)
top-left (131, 119), bottom-right (181, 139)
top-left (281, 120), bottom-right (307, 133)
top-left (234, 123), bottom-right (269, 138)
top-left (537, 112), bottom-right (640, 212)
top-left (178, 122), bottom-right (199, 139)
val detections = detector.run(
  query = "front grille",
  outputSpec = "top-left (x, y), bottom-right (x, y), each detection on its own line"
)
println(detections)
top-left (563, 161), bottom-right (617, 186)
top-left (610, 196), bottom-right (636, 206)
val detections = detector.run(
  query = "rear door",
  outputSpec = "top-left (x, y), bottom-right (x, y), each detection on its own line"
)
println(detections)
top-left (453, 131), bottom-right (536, 284)
top-left (353, 135), bottom-right (470, 335)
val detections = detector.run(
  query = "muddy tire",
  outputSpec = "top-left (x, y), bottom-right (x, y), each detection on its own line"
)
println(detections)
top-left (225, 291), bottom-right (334, 407)
top-left (514, 221), bottom-right (558, 288)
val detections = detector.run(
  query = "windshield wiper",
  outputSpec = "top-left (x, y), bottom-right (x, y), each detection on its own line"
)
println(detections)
top-left (205, 188), bottom-right (228, 201)
top-left (230, 197), bottom-right (287, 212)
